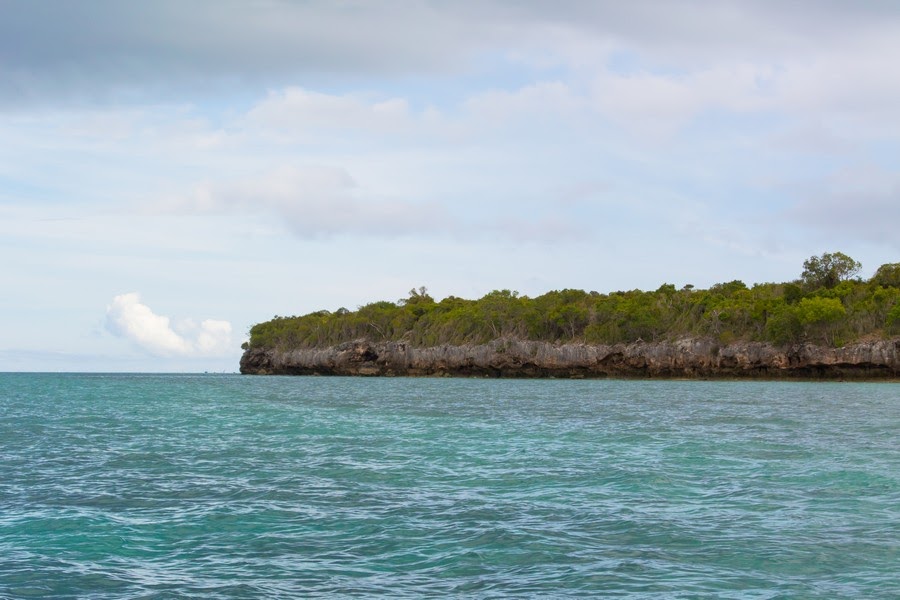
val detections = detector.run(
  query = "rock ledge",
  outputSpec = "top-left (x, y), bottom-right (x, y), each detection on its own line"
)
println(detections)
top-left (240, 338), bottom-right (900, 379)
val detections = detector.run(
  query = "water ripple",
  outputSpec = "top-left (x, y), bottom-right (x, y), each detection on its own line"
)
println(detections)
top-left (1, 374), bottom-right (898, 598)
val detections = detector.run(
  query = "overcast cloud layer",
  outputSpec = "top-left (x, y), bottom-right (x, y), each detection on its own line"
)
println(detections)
top-left (2, 1), bottom-right (899, 371)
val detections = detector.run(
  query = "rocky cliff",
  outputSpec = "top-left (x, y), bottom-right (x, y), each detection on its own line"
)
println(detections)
top-left (240, 337), bottom-right (900, 379)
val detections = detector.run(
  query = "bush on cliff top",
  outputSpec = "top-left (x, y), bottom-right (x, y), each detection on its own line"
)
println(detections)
top-left (247, 253), bottom-right (900, 350)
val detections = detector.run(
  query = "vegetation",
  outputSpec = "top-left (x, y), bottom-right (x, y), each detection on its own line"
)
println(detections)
top-left (244, 253), bottom-right (900, 351)
top-left (800, 251), bottom-right (861, 289)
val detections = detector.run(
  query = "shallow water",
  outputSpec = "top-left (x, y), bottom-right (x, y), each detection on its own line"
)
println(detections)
top-left (1, 374), bottom-right (898, 598)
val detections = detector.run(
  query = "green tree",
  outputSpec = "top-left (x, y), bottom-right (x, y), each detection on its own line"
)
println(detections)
top-left (765, 304), bottom-right (802, 345)
top-left (782, 283), bottom-right (803, 304)
top-left (401, 286), bottom-right (436, 319)
top-left (477, 290), bottom-right (524, 340)
top-left (710, 280), bottom-right (748, 296)
top-left (357, 301), bottom-right (400, 340)
top-left (801, 252), bottom-right (861, 290)
top-left (887, 304), bottom-right (900, 334)
top-left (798, 297), bottom-right (845, 324)
top-left (872, 263), bottom-right (900, 288)
top-left (797, 297), bottom-right (846, 345)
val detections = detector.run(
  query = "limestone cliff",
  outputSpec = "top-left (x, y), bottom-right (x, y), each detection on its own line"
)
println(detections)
top-left (240, 338), bottom-right (900, 379)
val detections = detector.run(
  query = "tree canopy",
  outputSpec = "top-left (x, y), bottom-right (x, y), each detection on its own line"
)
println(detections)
top-left (872, 263), bottom-right (900, 288)
top-left (245, 253), bottom-right (900, 351)
top-left (801, 252), bottom-right (862, 289)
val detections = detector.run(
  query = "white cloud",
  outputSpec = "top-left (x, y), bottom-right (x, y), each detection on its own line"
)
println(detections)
top-left (246, 87), bottom-right (415, 138)
top-left (159, 165), bottom-right (449, 239)
top-left (764, 121), bottom-right (855, 156)
top-left (459, 66), bottom-right (775, 140)
top-left (105, 293), bottom-right (232, 357)
top-left (463, 81), bottom-right (583, 121)
top-left (155, 161), bottom-right (591, 243)
top-left (588, 63), bottom-right (775, 137)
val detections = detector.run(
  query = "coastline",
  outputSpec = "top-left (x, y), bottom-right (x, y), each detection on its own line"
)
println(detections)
top-left (240, 337), bottom-right (900, 380)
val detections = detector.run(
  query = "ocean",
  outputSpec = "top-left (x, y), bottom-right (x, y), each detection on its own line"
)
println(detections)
top-left (1, 374), bottom-right (898, 598)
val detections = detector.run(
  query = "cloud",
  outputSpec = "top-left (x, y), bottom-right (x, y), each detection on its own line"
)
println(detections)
top-left (463, 81), bottom-right (583, 121)
top-left (4, 2), bottom-right (897, 110)
top-left (246, 87), bottom-right (416, 138)
top-left (7, 1), bottom-right (900, 144)
top-left (590, 63), bottom-right (773, 137)
top-left (764, 122), bottom-right (855, 156)
top-left (0, 1), bottom-right (476, 106)
top-left (105, 293), bottom-right (232, 356)
top-left (157, 162), bottom-right (591, 243)
top-left (160, 165), bottom-right (449, 239)
top-left (786, 166), bottom-right (900, 248)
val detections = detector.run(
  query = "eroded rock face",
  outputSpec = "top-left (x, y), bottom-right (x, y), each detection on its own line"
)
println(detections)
top-left (240, 338), bottom-right (900, 379)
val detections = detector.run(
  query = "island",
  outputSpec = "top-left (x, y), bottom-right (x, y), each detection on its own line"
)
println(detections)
top-left (240, 253), bottom-right (900, 379)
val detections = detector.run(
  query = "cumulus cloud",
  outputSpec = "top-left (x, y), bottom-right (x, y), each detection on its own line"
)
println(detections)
top-left (105, 293), bottom-right (232, 357)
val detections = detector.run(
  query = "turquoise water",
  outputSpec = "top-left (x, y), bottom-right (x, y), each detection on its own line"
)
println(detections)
top-left (1, 374), bottom-right (898, 598)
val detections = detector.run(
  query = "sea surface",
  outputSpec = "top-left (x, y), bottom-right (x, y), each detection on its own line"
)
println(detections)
top-left (1, 374), bottom-right (898, 599)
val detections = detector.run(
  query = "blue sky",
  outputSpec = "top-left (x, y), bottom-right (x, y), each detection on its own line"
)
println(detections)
top-left (2, 1), bottom-right (899, 372)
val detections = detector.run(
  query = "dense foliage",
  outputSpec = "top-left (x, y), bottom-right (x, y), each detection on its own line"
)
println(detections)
top-left (246, 254), bottom-right (900, 350)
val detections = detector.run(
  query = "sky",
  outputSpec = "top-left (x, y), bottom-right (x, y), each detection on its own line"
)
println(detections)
top-left (2, 0), bottom-right (900, 372)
